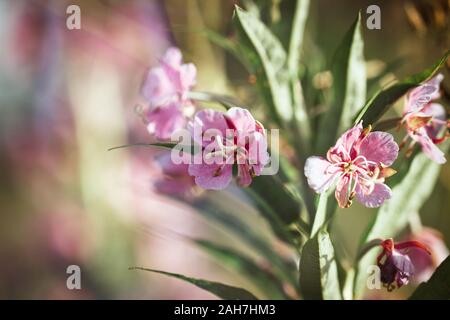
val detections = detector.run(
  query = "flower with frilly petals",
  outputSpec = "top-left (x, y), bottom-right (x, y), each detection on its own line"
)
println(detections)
top-left (401, 74), bottom-right (449, 164)
top-left (377, 238), bottom-right (431, 291)
top-left (305, 122), bottom-right (399, 208)
top-left (142, 47), bottom-right (197, 140)
top-left (188, 107), bottom-right (269, 190)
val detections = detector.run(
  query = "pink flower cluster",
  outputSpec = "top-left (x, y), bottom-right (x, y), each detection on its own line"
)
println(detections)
top-left (305, 123), bottom-right (399, 208)
top-left (401, 74), bottom-right (449, 164)
top-left (188, 107), bottom-right (269, 190)
top-left (142, 48), bottom-right (269, 191)
top-left (142, 47), bottom-right (196, 140)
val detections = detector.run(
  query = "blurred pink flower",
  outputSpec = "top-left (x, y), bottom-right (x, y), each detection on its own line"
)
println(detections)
top-left (154, 151), bottom-right (196, 198)
top-left (404, 228), bottom-right (449, 283)
top-left (401, 74), bottom-right (449, 164)
top-left (377, 238), bottom-right (430, 291)
top-left (142, 47), bottom-right (196, 140)
top-left (188, 107), bottom-right (269, 190)
top-left (305, 123), bottom-right (399, 208)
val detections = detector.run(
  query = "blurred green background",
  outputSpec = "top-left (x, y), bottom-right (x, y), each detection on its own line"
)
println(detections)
top-left (0, 0), bottom-right (448, 299)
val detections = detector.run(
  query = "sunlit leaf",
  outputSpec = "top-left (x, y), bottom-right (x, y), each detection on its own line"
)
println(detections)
top-left (310, 190), bottom-right (337, 238)
top-left (354, 50), bottom-right (449, 126)
top-left (316, 12), bottom-right (366, 154)
top-left (288, 0), bottom-right (311, 149)
top-left (130, 267), bottom-right (258, 300)
top-left (299, 227), bottom-right (342, 300)
top-left (233, 5), bottom-right (292, 125)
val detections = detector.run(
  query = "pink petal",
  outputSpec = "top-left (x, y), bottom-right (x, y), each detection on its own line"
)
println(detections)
top-left (225, 107), bottom-right (257, 134)
top-left (142, 67), bottom-right (175, 107)
top-left (304, 156), bottom-right (340, 193)
top-left (147, 103), bottom-right (186, 140)
top-left (359, 131), bottom-right (399, 166)
top-left (179, 63), bottom-right (197, 92)
top-left (335, 174), bottom-right (351, 208)
top-left (188, 163), bottom-right (232, 190)
top-left (422, 103), bottom-right (447, 140)
top-left (247, 131), bottom-right (269, 169)
top-left (328, 122), bottom-right (363, 162)
top-left (405, 228), bottom-right (449, 283)
top-left (162, 47), bottom-right (182, 68)
top-left (412, 128), bottom-right (446, 164)
top-left (190, 109), bottom-right (228, 146)
top-left (356, 182), bottom-right (392, 208)
top-left (405, 74), bottom-right (443, 114)
top-left (156, 151), bottom-right (190, 176)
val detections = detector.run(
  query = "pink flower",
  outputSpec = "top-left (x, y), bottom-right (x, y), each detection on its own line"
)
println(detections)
top-left (377, 238), bottom-right (431, 291)
top-left (401, 74), bottom-right (449, 164)
top-left (142, 47), bottom-right (197, 140)
top-left (154, 151), bottom-right (196, 198)
top-left (188, 107), bottom-right (269, 190)
top-left (404, 228), bottom-right (449, 283)
top-left (305, 123), bottom-right (399, 208)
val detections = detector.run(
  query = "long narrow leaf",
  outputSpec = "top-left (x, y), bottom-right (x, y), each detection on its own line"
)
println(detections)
top-left (354, 50), bottom-right (449, 126)
top-left (233, 6), bottom-right (292, 125)
top-left (130, 267), bottom-right (257, 300)
top-left (299, 228), bottom-right (342, 300)
top-left (316, 13), bottom-right (366, 154)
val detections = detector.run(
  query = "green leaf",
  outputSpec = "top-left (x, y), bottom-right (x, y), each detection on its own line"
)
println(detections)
top-left (310, 190), bottom-right (337, 237)
top-left (243, 186), bottom-right (299, 244)
top-left (354, 50), bottom-right (450, 126)
top-left (187, 91), bottom-right (246, 110)
top-left (194, 199), bottom-right (298, 287)
top-left (130, 267), bottom-right (257, 300)
top-left (409, 256), bottom-right (450, 300)
top-left (287, 0), bottom-right (310, 74)
top-left (353, 147), bottom-right (448, 298)
top-left (193, 239), bottom-right (288, 299)
top-left (288, 0), bottom-right (311, 148)
top-left (316, 12), bottom-right (366, 154)
top-left (203, 29), bottom-right (251, 70)
top-left (248, 174), bottom-right (301, 226)
top-left (233, 5), bottom-right (292, 125)
top-left (107, 142), bottom-right (179, 152)
top-left (299, 228), bottom-right (342, 300)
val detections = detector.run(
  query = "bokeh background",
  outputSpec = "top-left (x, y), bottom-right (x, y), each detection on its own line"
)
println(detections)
top-left (0, 0), bottom-right (449, 299)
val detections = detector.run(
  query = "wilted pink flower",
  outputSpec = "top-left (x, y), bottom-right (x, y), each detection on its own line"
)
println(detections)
top-left (401, 74), bottom-right (449, 164)
top-left (142, 47), bottom-right (197, 140)
top-left (188, 107), bottom-right (269, 190)
top-left (154, 151), bottom-right (196, 197)
top-left (305, 123), bottom-right (399, 208)
top-left (404, 228), bottom-right (449, 283)
top-left (377, 238), bottom-right (431, 291)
